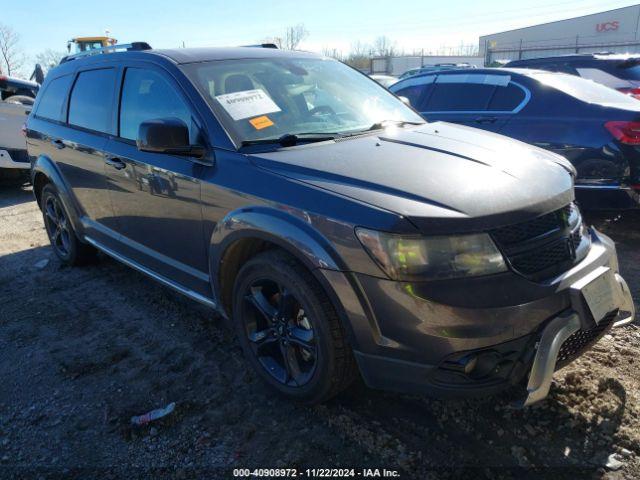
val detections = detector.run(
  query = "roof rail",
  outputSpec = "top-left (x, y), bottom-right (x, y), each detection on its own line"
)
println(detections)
top-left (241, 43), bottom-right (279, 49)
top-left (60, 42), bottom-right (152, 64)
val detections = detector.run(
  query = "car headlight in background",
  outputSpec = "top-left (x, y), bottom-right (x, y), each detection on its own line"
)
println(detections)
top-left (355, 228), bottom-right (507, 281)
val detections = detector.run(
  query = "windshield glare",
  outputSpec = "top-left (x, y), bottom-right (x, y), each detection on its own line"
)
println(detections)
top-left (183, 57), bottom-right (424, 145)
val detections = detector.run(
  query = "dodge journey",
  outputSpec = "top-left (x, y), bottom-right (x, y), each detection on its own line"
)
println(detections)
top-left (26, 45), bottom-right (635, 406)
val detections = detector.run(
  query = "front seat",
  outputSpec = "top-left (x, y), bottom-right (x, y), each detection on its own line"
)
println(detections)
top-left (225, 74), bottom-right (254, 93)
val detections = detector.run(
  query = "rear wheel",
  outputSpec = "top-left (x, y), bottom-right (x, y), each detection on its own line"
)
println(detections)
top-left (232, 250), bottom-right (356, 403)
top-left (41, 184), bottom-right (96, 265)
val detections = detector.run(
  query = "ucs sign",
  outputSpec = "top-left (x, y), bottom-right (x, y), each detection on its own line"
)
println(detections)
top-left (596, 21), bottom-right (620, 32)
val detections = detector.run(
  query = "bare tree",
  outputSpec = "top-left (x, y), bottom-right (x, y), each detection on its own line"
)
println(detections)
top-left (264, 23), bottom-right (308, 51)
top-left (373, 36), bottom-right (397, 58)
top-left (321, 46), bottom-right (344, 61)
top-left (0, 23), bottom-right (24, 76)
top-left (344, 41), bottom-right (372, 71)
top-left (283, 24), bottom-right (308, 50)
top-left (35, 49), bottom-right (66, 72)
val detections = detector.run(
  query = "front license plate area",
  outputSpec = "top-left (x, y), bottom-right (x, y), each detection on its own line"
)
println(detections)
top-left (570, 266), bottom-right (617, 326)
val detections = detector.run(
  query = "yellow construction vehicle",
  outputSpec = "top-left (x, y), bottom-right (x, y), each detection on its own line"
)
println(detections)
top-left (67, 36), bottom-right (117, 54)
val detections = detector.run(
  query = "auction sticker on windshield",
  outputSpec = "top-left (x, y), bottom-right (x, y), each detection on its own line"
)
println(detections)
top-left (249, 115), bottom-right (274, 130)
top-left (216, 89), bottom-right (281, 120)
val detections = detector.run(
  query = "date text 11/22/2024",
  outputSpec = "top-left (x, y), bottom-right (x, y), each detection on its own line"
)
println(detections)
top-left (233, 468), bottom-right (401, 478)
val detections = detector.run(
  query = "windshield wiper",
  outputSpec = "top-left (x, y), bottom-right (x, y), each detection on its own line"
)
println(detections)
top-left (240, 133), bottom-right (337, 148)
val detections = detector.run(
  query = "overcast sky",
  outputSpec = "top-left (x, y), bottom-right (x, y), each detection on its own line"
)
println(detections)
top-left (5, 0), bottom-right (638, 61)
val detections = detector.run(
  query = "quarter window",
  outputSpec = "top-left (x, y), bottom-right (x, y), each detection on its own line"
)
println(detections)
top-left (119, 68), bottom-right (195, 142)
top-left (68, 69), bottom-right (116, 133)
top-left (35, 75), bottom-right (73, 122)
top-left (487, 83), bottom-right (526, 111)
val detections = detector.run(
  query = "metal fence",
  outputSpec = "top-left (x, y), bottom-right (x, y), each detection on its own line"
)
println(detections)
top-left (484, 38), bottom-right (640, 65)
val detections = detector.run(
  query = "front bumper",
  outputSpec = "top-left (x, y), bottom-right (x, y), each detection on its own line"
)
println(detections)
top-left (320, 228), bottom-right (635, 404)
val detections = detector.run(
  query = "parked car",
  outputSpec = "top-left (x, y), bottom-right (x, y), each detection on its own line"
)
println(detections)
top-left (0, 75), bottom-right (39, 100)
top-left (369, 74), bottom-right (398, 88)
top-left (390, 68), bottom-right (640, 209)
top-left (0, 94), bottom-right (33, 173)
top-left (505, 53), bottom-right (640, 98)
top-left (26, 46), bottom-right (634, 406)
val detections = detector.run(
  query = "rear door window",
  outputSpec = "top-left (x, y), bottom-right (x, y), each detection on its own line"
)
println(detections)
top-left (68, 68), bottom-right (116, 133)
top-left (424, 74), bottom-right (499, 111)
top-left (119, 68), bottom-right (196, 142)
top-left (35, 75), bottom-right (73, 122)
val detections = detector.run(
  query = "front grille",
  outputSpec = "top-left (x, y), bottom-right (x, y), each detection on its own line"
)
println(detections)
top-left (490, 203), bottom-right (587, 280)
top-left (556, 311), bottom-right (617, 369)
top-left (492, 204), bottom-right (572, 246)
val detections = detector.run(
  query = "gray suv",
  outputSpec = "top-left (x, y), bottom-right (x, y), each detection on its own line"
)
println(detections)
top-left (26, 45), bottom-right (635, 406)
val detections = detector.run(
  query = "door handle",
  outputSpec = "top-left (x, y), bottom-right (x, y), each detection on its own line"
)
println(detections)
top-left (51, 139), bottom-right (65, 149)
top-left (475, 116), bottom-right (498, 124)
top-left (105, 157), bottom-right (126, 170)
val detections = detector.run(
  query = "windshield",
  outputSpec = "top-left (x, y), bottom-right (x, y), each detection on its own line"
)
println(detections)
top-left (182, 57), bottom-right (424, 146)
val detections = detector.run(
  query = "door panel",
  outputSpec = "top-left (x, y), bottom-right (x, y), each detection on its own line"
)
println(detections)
top-left (103, 140), bottom-right (209, 295)
top-left (52, 128), bottom-right (115, 237)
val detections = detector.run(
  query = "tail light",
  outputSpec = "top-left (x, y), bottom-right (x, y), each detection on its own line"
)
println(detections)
top-left (605, 121), bottom-right (640, 145)
top-left (21, 123), bottom-right (27, 137)
top-left (617, 87), bottom-right (640, 100)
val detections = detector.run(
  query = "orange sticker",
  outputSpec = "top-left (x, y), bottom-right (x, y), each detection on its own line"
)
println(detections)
top-left (249, 115), bottom-right (274, 130)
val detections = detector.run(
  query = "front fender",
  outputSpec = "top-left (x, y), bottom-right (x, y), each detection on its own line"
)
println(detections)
top-left (209, 206), bottom-right (374, 350)
top-left (209, 206), bottom-right (346, 291)
top-left (31, 155), bottom-right (84, 237)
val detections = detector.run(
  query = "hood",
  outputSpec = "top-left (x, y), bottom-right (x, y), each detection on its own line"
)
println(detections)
top-left (249, 122), bottom-right (574, 234)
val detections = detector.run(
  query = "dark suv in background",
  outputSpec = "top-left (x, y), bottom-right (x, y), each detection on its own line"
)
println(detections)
top-left (506, 53), bottom-right (640, 98)
top-left (26, 45), bottom-right (635, 406)
top-left (390, 68), bottom-right (640, 209)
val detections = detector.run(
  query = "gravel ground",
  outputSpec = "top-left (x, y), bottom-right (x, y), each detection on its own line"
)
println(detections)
top-left (0, 177), bottom-right (639, 479)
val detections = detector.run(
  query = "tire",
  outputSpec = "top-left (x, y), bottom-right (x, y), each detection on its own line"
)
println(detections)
top-left (41, 184), bottom-right (96, 265)
top-left (232, 250), bottom-right (356, 404)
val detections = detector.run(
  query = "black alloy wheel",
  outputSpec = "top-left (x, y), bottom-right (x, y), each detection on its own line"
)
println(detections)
top-left (40, 184), bottom-right (96, 265)
top-left (243, 278), bottom-right (317, 387)
top-left (232, 250), bottom-right (356, 403)
top-left (43, 192), bottom-right (72, 259)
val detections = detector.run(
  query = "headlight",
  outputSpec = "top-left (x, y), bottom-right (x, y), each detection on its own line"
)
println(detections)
top-left (355, 228), bottom-right (508, 281)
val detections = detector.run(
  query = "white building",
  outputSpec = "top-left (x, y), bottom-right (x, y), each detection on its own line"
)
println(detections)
top-left (480, 5), bottom-right (640, 65)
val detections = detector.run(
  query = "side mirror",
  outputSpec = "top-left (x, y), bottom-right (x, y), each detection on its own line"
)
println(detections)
top-left (398, 96), bottom-right (411, 106)
top-left (137, 118), bottom-right (205, 157)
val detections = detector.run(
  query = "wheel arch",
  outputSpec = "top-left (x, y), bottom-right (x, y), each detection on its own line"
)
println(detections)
top-left (209, 206), bottom-right (347, 319)
top-left (31, 155), bottom-right (84, 237)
